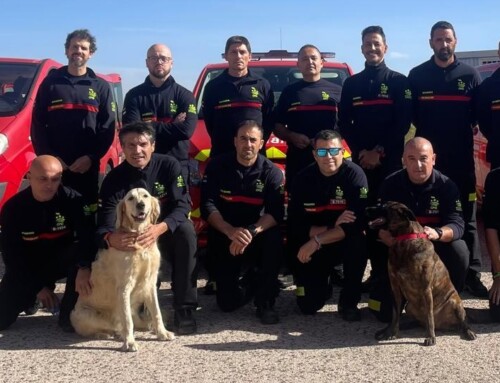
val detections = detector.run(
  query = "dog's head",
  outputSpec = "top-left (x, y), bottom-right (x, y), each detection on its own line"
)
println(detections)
top-left (116, 188), bottom-right (160, 231)
top-left (366, 201), bottom-right (421, 236)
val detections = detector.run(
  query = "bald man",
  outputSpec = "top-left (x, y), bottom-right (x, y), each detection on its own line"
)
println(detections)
top-left (122, 43), bottom-right (197, 184)
top-left (0, 155), bottom-right (95, 331)
top-left (368, 137), bottom-right (470, 322)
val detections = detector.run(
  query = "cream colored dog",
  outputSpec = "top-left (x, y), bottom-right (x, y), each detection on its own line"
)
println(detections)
top-left (70, 188), bottom-right (174, 351)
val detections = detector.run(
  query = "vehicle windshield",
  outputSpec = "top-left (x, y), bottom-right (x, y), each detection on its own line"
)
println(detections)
top-left (0, 62), bottom-right (38, 116)
top-left (196, 65), bottom-right (350, 113)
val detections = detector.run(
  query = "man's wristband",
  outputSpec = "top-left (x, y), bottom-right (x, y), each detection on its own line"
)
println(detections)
top-left (313, 235), bottom-right (322, 250)
top-left (493, 271), bottom-right (500, 280)
top-left (246, 224), bottom-right (258, 238)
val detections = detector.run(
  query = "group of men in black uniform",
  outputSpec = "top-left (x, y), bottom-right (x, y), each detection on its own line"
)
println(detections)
top-left (1, 21), bottom-right (500, 336)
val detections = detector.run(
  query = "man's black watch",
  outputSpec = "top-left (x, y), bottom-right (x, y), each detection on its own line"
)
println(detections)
top-left (435, 227), bottom-right (443, 240)
top-left (247, 224), bottom-right (258, 238)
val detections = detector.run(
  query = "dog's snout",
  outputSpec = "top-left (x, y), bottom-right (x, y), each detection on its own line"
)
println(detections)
top-left (136, 201), bottom-right (145, 210)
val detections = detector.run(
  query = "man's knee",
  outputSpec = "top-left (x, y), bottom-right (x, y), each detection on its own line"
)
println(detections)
top-left (490, 300), bottom-right (500, 322)
top-left (296, 286), bottom-right (325, 315)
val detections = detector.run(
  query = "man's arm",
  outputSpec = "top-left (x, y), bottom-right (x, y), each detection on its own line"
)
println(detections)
top-left (91, 81), bottom-right (116, 163)
top-left (153, 88), bottom-right (198, 143)
top-left (201, 81), bottom-right (216, 137)
top-left (31, 78), bottom-right (53, 156)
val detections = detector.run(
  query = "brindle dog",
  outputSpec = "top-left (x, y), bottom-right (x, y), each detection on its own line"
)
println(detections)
top-left (367, 201), bottom-right (476, 346)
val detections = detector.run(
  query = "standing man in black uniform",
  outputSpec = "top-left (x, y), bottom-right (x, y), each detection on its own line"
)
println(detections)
top-left (0, 155), bottom-right (95, 331)
top-left (288, 130), bottom-right (368, 321)
top-left (476, 41), bottom-right (500, 170)
top-left (408, 21), bottom-right (487, 297)
top-left (92, 122), bottom-right (198, 335)
top-left (481, 168), bottom-right (500, 321)
top-left (122, 43), bottom-right (198, 184)
top-left (31, 29), bottom-right (116, 216)
top-left (274, 44), bottom-right (341, 190)
top-left (338, 25), bottom-right (412, 287)
top-left (202, 35), bottom-right (274, 158)
top-left (200, 120), bottom-right (284, 324)
top-left (371, 137), bottom-right (469, 321)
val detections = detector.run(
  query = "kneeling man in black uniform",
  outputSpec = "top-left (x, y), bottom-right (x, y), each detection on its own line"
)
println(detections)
top-left (201, 120), bottom-right (285, 324)
top-left (288, 130), bottom-right (369, 321)
top-left (90, 122), bottom-right (198, 335)
top-left (0, 155), bottom-right (95, 331)
top-left (370, 137), bottom-right (469, 322)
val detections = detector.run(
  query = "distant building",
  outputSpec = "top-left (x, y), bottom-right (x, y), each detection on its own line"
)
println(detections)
top-left (456, 50), bottom-right (499, 66)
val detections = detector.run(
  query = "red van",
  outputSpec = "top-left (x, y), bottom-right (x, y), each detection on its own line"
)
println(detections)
top-left (0, 58), bottom-right (123, 209)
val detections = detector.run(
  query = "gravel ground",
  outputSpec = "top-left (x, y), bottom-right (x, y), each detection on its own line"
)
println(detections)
top-left (1, 220), bottom-right (499, 383)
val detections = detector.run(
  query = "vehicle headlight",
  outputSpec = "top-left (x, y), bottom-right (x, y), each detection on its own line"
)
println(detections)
top-left (0, 134), bottom-right (9, 155)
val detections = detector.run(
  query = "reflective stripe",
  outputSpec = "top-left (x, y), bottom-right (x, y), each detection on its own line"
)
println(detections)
top-left (288, 105), bottom-right (338, 112)
top-left (48, 103), bottom-right (99, 113)
top-left (468, 192), bottom-right (477, 202)
top-left (220, 194), bottom-right (264, 205)
top-left (214, 102), bottom-right (262, 110)
top-left (418, 95), bottom-right (470, 102)
top-left (353, 99), bottom-right (394, 106)
top-left (296, 286), bottom-right (305, 297)
top-left (368, 298), bottom-right (381, 312)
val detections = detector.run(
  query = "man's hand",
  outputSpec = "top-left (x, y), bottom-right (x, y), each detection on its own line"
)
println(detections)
top-left (37, 287), bottom-right (59, 312)
top-left (490, 278), bottom-right (500, 305)
top-left (69, 155), bottom-right (92, 174)
top-left (136, 223), bottom-right (168, 248)
top-left (107, 230), bottom-right (140, 251)
top-left (378, 229), bottom-right (395, 247)
top-left (335, 210), bottom-right (356, 226)
top-left (359, 149), bottom-right (381, 169)
top-left (423, 226), bottom-right (440, 241)
top-left (75, 267), bottom-right (93, 297)
top-left (229, 240), bottom-right (248, 256)
top-left (288, 132), bottom-right (312, 149)
top-left (174, 112), bottom-right (187, 123)
top-left (297, 239), bottom-right (317, 263)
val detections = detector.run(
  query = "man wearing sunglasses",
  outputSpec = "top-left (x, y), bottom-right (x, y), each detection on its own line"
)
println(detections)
top-left (287, 130), bottom-right (368, 321)
top-left (122, 43), bottom-right (197, 185)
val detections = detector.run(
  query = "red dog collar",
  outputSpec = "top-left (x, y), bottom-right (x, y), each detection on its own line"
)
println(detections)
top-left (395, 233), bottom-right (428, 241)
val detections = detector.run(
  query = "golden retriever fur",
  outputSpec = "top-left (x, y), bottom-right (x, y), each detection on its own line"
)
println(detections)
top-left (70, 188), bottom-right (174, 352)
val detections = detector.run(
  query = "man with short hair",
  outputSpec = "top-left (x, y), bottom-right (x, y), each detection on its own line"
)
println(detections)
top-left (371, 137), bottom-right (469, 322)
top-left (338, 25), bottom-right (412, 288)
top-left (288, 130), bottom-right (368, 321)
top-left (122, 43), bottom-right (197, 183)
top-left (408, 21), bottom-right (487, 297)
top-left (274, 44), bottom-right (341, 190)
top-left (31, 29), bottom-right (116, 216)
top-left (202, 35), bottom-right (274, 158)
top-left (200, 120), bottom-right (284, 324)
top-left (0, 155), bottom-right (95, 331)
top-left (476, 41), bottom-right (500, 170)
top-left (93, 122), bottom-right (198, 335)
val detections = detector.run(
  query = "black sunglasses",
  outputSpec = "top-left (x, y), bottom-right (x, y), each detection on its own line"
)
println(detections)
top-left (315, 147), bottom-right (342, 157)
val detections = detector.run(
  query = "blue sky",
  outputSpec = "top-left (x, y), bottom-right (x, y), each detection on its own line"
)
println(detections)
top-left (2, 0), bottom-right (499, 94)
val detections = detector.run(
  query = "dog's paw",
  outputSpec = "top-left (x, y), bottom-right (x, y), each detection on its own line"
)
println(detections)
top-left (157, 329), bottom-right (175, 341)
top-left (463, 329), bottom-right (477, 341)
top-left (122, 341), bottom-right (139, 352)
top-left (375, 327), bottom-right (398, 341)
top-left (423, 336), bottom-right (436, 346)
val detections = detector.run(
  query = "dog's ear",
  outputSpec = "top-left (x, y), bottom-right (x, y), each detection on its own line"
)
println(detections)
top-left (150, 196), bottom-right (161, 224)
top-left (116, 198), bottom-right (126, 229)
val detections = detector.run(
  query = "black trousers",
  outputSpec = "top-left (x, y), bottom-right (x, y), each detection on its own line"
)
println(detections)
top-left (158, 220), bottom-right (198, 310)
top-left (0, 245), bottom-right (78, 330)
top-left (210, 226), bottom-right (283, 312)
top-left (295, 233), bottom-right (368, 314)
